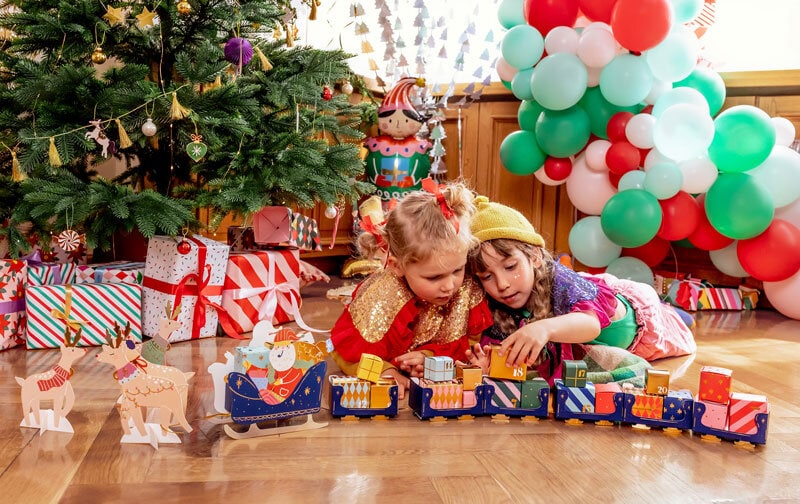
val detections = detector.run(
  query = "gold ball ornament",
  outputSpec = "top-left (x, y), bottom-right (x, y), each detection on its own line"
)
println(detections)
top-left (91, 46), bottom-right (107, 65)
top-left (177, 1), bottom-right (192, 15)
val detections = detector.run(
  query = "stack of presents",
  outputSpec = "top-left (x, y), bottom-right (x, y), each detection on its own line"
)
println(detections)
top-left (655, 272), bottom-right (761, 311)
top-left (0, 206), bottom-right (320, 352)
top-left (695, 365), bottom-right (769, 435)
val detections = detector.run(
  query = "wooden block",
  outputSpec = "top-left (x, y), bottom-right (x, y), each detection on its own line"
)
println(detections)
top-left (645, 368), bottom-right (671, 396)
top-left (356, 353), bottom-right (383, 383)
top-left (488, 346), bottom-right (526, 381)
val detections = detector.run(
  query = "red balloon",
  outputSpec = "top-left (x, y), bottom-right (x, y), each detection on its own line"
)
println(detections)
top-left (544, 157), bottom-right (573, 180)
top-left (622, 236), bottom-right (670, 267)
top-left (657, 191), bottom-right (701, 241)
top-left (524, 0), bottom-right (580, 36)
top-left (638, 147), bottom-right (650, 167)
top-left (607, 170), bottom-right (622, 188)
top-left (610, 0), bottom-right (673, 52)
top-left (737, 219), bottom-right (800, 282)
top-left (605, 141), bottom-right (640, 175)
top-left (579, 0), bottom-right (617, 23)
top-left (687, 194), bottom-right (734, 251)
top-left (606, 111), bottom-right (634, 143)
top-left (584, 265), bottom-right (607, 274)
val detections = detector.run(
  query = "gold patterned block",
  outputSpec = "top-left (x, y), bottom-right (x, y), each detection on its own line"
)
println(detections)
top-left (645, 368), bottom-right (671, 396)
top-left (489, 346), bottom-right (526, 381)
top-left (457, 366), bottom-right (483, 391)
top-left (356, 353), bottom-right (383, 383)
top-left (425, 380), bottom-right (463, 409)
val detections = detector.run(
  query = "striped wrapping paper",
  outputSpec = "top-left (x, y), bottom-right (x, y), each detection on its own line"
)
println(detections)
top-left (697, 287), bottom-right (743, 310)
top-left (25, 282), bottom-right (142, 348)
top-left (485, 377), bottom-right (522, 408)
top-left (561, 382), bottom-right (597, 414)
top-left (221, 250), bottom-right (300, 335)
top-left (728, 392), bottom-right (769, 435)
top-left (27, 262), bottom-right (79, 286)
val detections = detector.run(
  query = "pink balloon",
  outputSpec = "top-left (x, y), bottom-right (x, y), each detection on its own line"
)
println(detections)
top-left (566, 155), bottom-right (618, 215)
top-left (496, 57), bottom-right (519, 82)
top-left (610, 0), bottom-right (673, 52)
top-left (764, 269), bottom-right (800, 320)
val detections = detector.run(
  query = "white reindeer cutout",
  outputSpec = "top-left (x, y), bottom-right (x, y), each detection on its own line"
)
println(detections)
top-left (96, 322), bottom-right (193, 445)
top-left (17, 326), bottom-right (87, 433)
top-left (141, 302), bottom-right (181, 365)
top-left (85, 119), bottom-right (115, 158)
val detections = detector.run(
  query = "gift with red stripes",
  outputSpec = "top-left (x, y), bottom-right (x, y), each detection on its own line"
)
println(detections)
top-left (728, 392), bottom-right (769, 435)
top-left (73, 261), bottom-right (145, 285)
top-left (1, 259), bottom-right (27, 350)
top-left (25, 282), bottom-right (142, 348)
top-left (697, 287), bottom-right (743, 310)
top-left (221, 250), bottom-right (300, 335)
top-left (142, 235), bottom-right (233, 342)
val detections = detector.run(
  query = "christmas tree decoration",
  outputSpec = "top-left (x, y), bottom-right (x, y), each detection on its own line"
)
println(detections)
top-left (91, 46), bottom-right (107, 64)
top-left (56, 229), bottom-right (82, 252)
top-left (103, 5), bottom-right (126, 27)
top-left (136, 7), bottom-right (158, 30)
top-left (253, 46), bottom-right (273, 71)
top-left (186, 133), bottom-right (208, 161)
top-left (169, 92), bottom-right (191, 120)
top-left (177, 1), bottom-right (192, 16)
top-left (324, 204), bottom-right (338, 219)
top-left (85, 120), bottom-right (116, 158)
top-left (321, 85), bottom-right (332, 100)
top-left (48, 137), bottom-right (62, 167)
top-left (224, 37), bottom-right (254, 66)
top-left (176, 238), bottom-right (192, 255)
top-left (309, 0), bottom-right (319, 20)
top-left (141, 117), bottom-right (157, 136)
top-left (341, 79), bottom-right (354, 95)
top-left (114, 119), bottom-right (133, 149)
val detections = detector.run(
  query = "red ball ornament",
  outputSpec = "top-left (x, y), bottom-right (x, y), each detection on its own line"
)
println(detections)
top-left (321, 85), bottom-right (332, 100)
top-left (177, 239), bottom-right (192, 255)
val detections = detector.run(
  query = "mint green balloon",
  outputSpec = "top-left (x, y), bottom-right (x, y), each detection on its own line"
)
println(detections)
top-left (644, 162), bottom-right (683, 199)
top-left (569, 216), bottom-right (621, 268)
top-left (579, 87), bottom-right (643, 139)
top-left (497, 0), bottom-right (526, 29)
top-left (518, 100), bottom-right (544, 131)
top-left (671, 0), bottom-right (704, 23)
top-left (601, 189), bottom-right (663, 248)
top-left (605, 257), bottom-right (654, 286)
top-left (511, 68), bottom-right (534, 101)
top-left (708, 105), bottom-right (776, 173)
top-left (599, 54), bottom-right (654, 107)
top-left (531, 53), bottom-right (588, 111)
top-left (705, 172), bottom-right (774, 239)
top-left (501, 25), bottom-right (544, 70)
top-left (499, 130), bottom-right (547, 175)
top-left (673, 67), bottom-right (726, 116)
top-left (535, 106), bottom-right (591, 158)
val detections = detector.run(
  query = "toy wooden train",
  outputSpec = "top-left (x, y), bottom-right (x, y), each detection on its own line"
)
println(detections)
top-left (329, 355), bottom-right (770, 447)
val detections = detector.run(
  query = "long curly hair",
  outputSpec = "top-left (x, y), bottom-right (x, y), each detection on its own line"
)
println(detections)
top-left (357, 180), bottom-right (478, 267)
top-left (469, 238), bottom-right (555, 335)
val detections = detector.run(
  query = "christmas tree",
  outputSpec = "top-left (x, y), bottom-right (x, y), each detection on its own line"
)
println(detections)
top-left (0, 0), bottom-right (375, 257)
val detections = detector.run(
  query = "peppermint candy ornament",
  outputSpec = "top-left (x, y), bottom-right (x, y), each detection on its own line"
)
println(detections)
top-left (57, 229), bottom-right (82, 252)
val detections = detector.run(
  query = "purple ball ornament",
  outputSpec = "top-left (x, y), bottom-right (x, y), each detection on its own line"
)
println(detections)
top-left (224, 37), bottom-right (253, 66)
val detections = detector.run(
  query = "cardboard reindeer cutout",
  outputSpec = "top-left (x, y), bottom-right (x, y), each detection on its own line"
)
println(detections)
top-left (17, 326), bottom-right (87, 434)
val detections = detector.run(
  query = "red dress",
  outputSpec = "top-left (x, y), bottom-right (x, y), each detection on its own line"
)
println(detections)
top-left (330, 270), bottom-right (493, 375)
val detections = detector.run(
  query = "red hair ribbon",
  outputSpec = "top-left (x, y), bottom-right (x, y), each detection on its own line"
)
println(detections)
top-left (361, 215), bottom-right (388, 251)
top-left (421, 177), bottom-right (459, 233)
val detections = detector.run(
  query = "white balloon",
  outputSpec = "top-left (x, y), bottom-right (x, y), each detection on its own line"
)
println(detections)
top-left (582, 22), bottom-right (613, 33)
top-left (764, 269), bottom-right (800, 320)
top-left (625, 113), bottom-right (657, 149)
top-left (545, 26), bottom-right (579, 55)
top-left (577, 28), bottom-right (616, 68)
top-left (749, 146), bottom-right (800, 208)
top-left (678, 156), bottom-right (719, 194)
top-left (652, 87), bottom-right (709, 118)
top-left (653, 103), bottom-right (715, 162)
top-left (772, 117), bottom-right (796, 147)
top-left (709, 242), bottom-right (749, 278)
top-left (645, 79), bottom-right (672, 105)
top-left (644, 147), bottom-right (674, 169)
top-left (566, 155), bottom-right (618, 215)
top-left (584, 139), bottom-right (611, 172)
top-left (776, 194), bottom-right (800, 226)
top-left (534, 166), bottom-right (567, 186)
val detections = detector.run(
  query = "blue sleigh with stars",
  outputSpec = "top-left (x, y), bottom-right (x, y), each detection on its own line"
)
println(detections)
top-left (222, 362), bottom-right (328, 439)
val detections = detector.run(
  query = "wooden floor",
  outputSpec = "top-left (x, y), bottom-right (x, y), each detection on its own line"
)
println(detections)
top-left (2, 277), bottom-right (799, 503)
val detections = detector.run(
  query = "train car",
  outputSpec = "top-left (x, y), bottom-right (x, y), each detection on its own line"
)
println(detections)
top-left (483, 378), bottom-right (550, 420)
top-left (329, 375), bottom-right (400, 419)
top-left (553, 379), bottom-right (625, 425)
top-left (622, 389), bottom-right (694, 432)
top-left (408, 377), bottom-right (487, 421)
top-left (692, 400), bottom-right (769, 446)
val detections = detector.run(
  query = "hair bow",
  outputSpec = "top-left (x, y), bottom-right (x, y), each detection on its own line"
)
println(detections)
top-left (421, 177), bottom-right (459, 233)
top-left (361, 215), bottom-right (388, 251)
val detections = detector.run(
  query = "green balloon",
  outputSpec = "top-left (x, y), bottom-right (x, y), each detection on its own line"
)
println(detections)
top-left (674, 67), bottom-right (726, 116)
top-left (600, 189), bottom-right (663, 248)
top-left (497, 0), bottom-right (525, 29)
top-left (499, 130), bottom-right (546, 175)
top-left (518, 100), bottom-right (544, 131)
top-left (708, 105), bottom-right (776, 173)
top-left (705, 172), bottom-right (774, 239)
top-left (501, 79), bottom-right (513, 91)
top-left (534, 106), bottom-right (591, 158)
top-left (579, 87), bottom-right (643, 139)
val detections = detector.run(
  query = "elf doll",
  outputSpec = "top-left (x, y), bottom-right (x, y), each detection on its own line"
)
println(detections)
top-left (364, 77), bottom-right (431, 205)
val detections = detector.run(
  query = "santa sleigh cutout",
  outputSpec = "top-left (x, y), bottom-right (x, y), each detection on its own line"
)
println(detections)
top-left (210, 325), bottom-right (328, 439)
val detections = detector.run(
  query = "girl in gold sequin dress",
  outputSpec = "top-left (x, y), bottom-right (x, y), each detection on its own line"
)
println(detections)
top-left (328, 180), bottom-right (493, 391)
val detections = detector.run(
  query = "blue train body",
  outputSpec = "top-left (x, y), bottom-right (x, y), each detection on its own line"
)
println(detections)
top-left (408, 378), bottom-right (487, 420)
top-left (329, 376), bottom-right (400, 418)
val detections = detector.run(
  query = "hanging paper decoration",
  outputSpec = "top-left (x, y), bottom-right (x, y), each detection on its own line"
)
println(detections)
top-left (224, 38), bottom-right (254, 66)
top-left (186, 133), bottom-right (208, 161)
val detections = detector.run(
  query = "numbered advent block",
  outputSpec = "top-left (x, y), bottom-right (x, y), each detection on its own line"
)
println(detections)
top-left (424, 356), bottom-right (454, 382)
top-left (456, 365), bottom-right (482, 391)
top-left (645, 368), bottom-right (670, 396)
top-left (356, 353), bottom-right (383, 383)
top-left (489, 346), bottom-right (526, 381)
top-left (520, 378), bottom-right (549, 409)
top-left (563, 360), bottom-right (587, 388)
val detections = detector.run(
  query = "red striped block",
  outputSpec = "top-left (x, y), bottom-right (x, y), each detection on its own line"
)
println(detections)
top-left (221, 250), bottom-right (300, 334)
top-left (25, 283), bottom-right (142, 348)
top-left (1, 259), bottom-right (27, 350)
top-left (728, 392), bottom-right (768, 435)
top-left (698, 287), bottom-right (742, 310)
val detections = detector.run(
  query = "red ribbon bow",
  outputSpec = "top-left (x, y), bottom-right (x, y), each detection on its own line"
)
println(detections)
top-left (360, 215), bottom-right (388, 251)
top-left (421, 177), bottom-right (459, 233)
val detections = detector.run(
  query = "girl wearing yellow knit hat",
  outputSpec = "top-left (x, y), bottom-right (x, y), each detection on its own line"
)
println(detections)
top-left (466, 197), bottom-right (696, 384)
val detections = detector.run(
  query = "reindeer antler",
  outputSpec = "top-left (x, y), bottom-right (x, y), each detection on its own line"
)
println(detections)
top-left (165, 301), bottom-right (182, 321)
top-left (63, 325), bottom-right (82, 347)
top-left (105, 322), bottom-right (125, 348)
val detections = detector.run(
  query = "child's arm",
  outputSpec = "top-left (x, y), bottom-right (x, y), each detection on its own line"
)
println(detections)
top-left (499, 311), bottom-right (602, 367)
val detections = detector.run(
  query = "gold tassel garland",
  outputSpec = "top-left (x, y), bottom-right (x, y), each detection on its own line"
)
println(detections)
top-left (285, 22), bottom-right (294, 47)
top-left (361, 40), bottom-right (374, 53)
top-left (254, 46), bottom-right (272, 71)
top-left (11, 151), bottom-right (25, 181)
top-left (309, 0), bottom-right (318, 20)
top-left (114, 118), bottom-right (132, 149)
top-left (48, 137), bottom-right (62, 167)
top-left (170, 92), bottom-right (191, 120)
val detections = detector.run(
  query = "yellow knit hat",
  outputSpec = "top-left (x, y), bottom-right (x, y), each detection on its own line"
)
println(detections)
top-left (470, 196), bottom-right (545, 247)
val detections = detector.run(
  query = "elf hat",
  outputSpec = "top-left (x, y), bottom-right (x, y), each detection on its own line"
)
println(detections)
top-left (378, 77), bottom-right (425, 114)
top-left (272, 328), bottom-right (300, 347)
top-left (470, 196), bottom-right (545, 247)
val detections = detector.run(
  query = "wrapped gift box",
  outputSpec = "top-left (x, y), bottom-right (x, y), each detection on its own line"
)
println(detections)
top-left (698, 366), bottom-right (733, 404)
top-left (594, 382), bottom-right (622, 414)
top-left (563, 359), bottom-right (588, 388)
top-left (738, 286), bottom-right (760, 310)
top-left (485, 377), bottom-right (522, 408)
top-left (370, 378), bottom-right (395, 409)
top-left (456, 365), bottom-right (482, 391)
top-left (561, 382), bottom-right (596, 414)
top-left (698, 287), bottom-right (743, 310)
top-left (356, 353), bottom-right (383, 383)
top-left (663, 389), bottom-right (692, 421)
top-left (631, 392), bottom-right (664, 420)
top-left (142, 235), bottom-right (231, 342)
top-left (27, 260), bottom-right (78, 286)
top-left (645, 368), bottom-right (670, 396)
top-left (25, 282), bottom-right (142, 348)
top-left (520, 378), bottom-right (549, 409)
top-left (233, 346), bottom-right (271, 374)
top-left (251, 206), bottom-right (322, 251)
top-left (424, 356), bottom-right (454, 382)
top-left (488, 345), bottom-right (526, 381)
top-left (332, 376), bottom-right (371, 408)
top-left (728, 392), bottom-right (769, 435)
top-left (221, 250), bottom-right (301, 334)
top-left (73, 261), bottom-right (145, 285)
top-left (697, 397), bottom-right (728, 430)
top-left (1, 259), bottom-right (27, 350)
top-left (424, 380), bottom-right (463, 409)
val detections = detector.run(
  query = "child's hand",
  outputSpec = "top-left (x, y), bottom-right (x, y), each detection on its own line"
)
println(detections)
top-left (380, 368), bottom-right (409, 399)
top-left (499, 323), bottom-right (549, 368)
top-left (394, 351), bottom-right (426, 377)
top-left (463, 343), bottom-right (491, 374)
